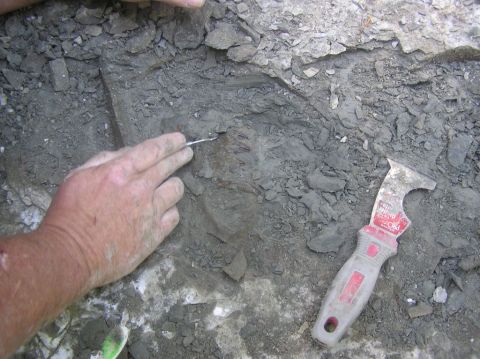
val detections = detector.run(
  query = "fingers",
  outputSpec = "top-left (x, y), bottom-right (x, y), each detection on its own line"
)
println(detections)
top-left (157, 206), bottom-right (180, 239)
top-left (124, 132), bottom-right (187, 174)
top-left (142, 147), bottom-right (193, 189)
top-left (152, 177), bottom-right (184, 215)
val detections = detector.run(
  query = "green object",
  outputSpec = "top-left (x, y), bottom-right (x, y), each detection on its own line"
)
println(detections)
top-left (101, 326), bottom-right (129, 359)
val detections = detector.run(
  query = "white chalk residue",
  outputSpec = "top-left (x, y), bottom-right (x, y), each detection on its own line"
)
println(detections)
top-left (20, 206), bottom-right (43, 229)
top-left (132, 258), bottom-right (175, 298)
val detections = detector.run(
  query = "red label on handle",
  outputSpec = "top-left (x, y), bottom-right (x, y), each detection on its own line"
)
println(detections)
top-left (339, 271), bottom-right (365, 304)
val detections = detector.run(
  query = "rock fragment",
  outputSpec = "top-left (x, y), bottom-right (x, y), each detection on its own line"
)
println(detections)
top-left (5, 16), bottom-right (26, 37)
top-left (223, 250), bottom-right (247, 281)
top-left (49, 58), bottom-right (69, 92)
top-left (20, 53), bottom-right (47, 73)
top-left (306, 225), bottom-right (344, 253)
top-left (447, 133), bottom-right (473, 168)
top-left (1, 69), bottom-right (26, 89)
top-left (432, 286), bottom-right (447, 304)
top-left (106, 13), bottom-right (139, 35)
top-left (396, 112), bottom-right (411, 137)
top-left (126, 23), bottom-right (156, 53)
top-left (407, 302), bottom-right (433, 318)
top-left (205, 23), bottom-right (243, 50)
top-left (227, 44), bottom-right (257, 62)
top-left (303, 67), bottom-right (320, 78)
top-left (307, 169), bottom-right (346, 192)
top-left (85, 25), bottom-right (103, 37)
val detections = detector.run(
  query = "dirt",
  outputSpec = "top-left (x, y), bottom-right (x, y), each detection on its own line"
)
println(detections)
top-left (1, 1), bottom-right (479, 358)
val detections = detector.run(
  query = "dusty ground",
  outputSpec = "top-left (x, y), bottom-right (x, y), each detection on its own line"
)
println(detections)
top-left (1, 0), bottom-right (480, 358)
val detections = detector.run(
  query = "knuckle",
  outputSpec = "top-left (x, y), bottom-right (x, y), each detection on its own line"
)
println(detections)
top-left (170, 207), bottom-right (180, 225)
top-left (172, 177), bottom-right (184, 197)
top-left (106, 161), bottom-right (129, 185)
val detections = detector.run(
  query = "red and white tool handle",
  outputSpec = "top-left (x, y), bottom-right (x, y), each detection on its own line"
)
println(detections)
top-left (311, 226), bottom-right (397, 347)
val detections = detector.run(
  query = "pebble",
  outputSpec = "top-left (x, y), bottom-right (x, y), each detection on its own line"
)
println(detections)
top-left (307, 225), bottom-right (344, 253)
top-left (49, 58), bottom-right (70, 92)
top-left (2, 69), bottom-right (26, 89)
top-left (446, 289), bottom-right (465, 315)
top-left (362, 139), bottom-right (369, 151)
top-left (424, 141), bottom-right (432, 151)
top-left (407, 302), bottom-right (433, 318)
top-left (0, 93), bottom-right (7, 106)
top-left (432, 286), bottom-right (447, 304)
top-left (75, 5), bottom-right (104, 25)
top-left (340, 136), bottom-right (347, 143)
top-left (227, 44), bottom-right (257, 62)
top-left (307, 169), bottom-right (346, 192)
top-left (325, 69), bottom-right (336, 75)
top-left (447, 133), bottom-right (473, 168)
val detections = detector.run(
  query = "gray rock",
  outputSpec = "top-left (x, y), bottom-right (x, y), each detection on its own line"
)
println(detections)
top-left (74, 5), bottom-right (104, 25)
top-left (205, 23), bottom-right (243, 50)
top-left (447, 133), bottom-right (473, 168)
top-left (174, 10), bottom-right (209, 50)
top-left (227, 44), bottom-right (257, 62)
top-left (422, 280), bottom-right (435, 298)
top-left (237, 3), bottom-right (249, 13)
top-left (85, 25), bottom-right (103, 37)
top-left (432, 286), bottom-right (447, 303)
top-left (300, 191), bottom-right (334, 223)
top-left (7, 52), bottom-right (22, 67)
top-left (286, 186), bottom-right (303, 198)
top-left (407, 302), bottom-right (433, 318)
top-left (450, 186), bottom-right (480, 219)
top-left (459, 254), bottom-right (480, 271)
top-left (307, 225), bottom-right (344, 253)
top-left (307, 169), bottom-right (346, 192)
top-left (106, 13), bottom-right (139, 35)
top-left (20, 53), bottom-right (47, 73)
top-left (182, 172), bottom-right (204, 196)
top-left (396, 112), bottom-right (411, 137)
top-left (49, 58), bottom-right (70, 92)
top-left (126, 23), bottom-right (156, 54)
top-left (5, 16), bottom-right (26, 37)
top-left (374, 60), bottom-right (386, 77)
top-left (1, 69), bottom-right (26, 89)
top-left (79, 318), bottom-right (109, 349)
top-left (446, 289), bottom-right (465, 315)
top-left (324, 151), bottom-right (351, 171)
top-left (223, 250), bottom-right (247, 281)
top-left (129, 340), bottom-right (150, 359)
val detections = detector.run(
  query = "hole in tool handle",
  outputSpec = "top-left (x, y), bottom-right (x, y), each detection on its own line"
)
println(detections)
top-left (324, 317), bottom-right (338, 333)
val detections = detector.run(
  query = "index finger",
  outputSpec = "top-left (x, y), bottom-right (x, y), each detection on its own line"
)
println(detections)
top-left (124, 132), bottom-right (186, 173)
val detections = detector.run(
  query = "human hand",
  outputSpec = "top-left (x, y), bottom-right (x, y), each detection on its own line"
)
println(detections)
top-left (39, 133), bottom-right (193, 291)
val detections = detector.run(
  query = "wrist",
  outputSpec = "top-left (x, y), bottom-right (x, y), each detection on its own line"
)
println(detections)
top-left (35, 224), bottom-right (93, 297)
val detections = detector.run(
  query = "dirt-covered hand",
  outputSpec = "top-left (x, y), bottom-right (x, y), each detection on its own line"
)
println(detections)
top-left (39, 133), bottom-right (193, 291)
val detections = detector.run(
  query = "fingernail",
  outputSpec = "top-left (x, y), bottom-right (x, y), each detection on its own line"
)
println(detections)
top-left (185, 146), bottom-right (194, 160)
top-left (185, 0), bottom-right (205, 8)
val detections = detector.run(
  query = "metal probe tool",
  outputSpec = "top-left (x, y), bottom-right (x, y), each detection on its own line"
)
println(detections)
top-left (185, 133), bottom-right (221, 146)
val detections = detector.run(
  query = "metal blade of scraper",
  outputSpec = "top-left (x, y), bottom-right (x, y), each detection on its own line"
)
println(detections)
top-left (312, 159), bottom-right (436, 348)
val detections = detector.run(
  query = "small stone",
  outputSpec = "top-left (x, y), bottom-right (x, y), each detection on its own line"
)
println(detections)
top-left (205, 23), bottom-right (243, 50)
top-left (264, 190), bottom-right (277, 201)
top-left (325, 69), bottom-right (336, 75)
top-left (330, 42), bottom-right (346, 55)
top-left (375, 60), bottom-right (386, 77)
top-left (237, 3), bottom-right (248, 13)
top-left (286, 186), bottom-right (303, 198)
top-left (227, 44), bottom-right (257, 62)
top-left (20, 53), bottom-right (47, 73)
top-left (392, 40), bottom-right (399, 48)
top-left (223, 250), bottom-right (247, 281)
top-left (126, 22), bottom-right (156, 54)
top-left (424, 141), bottom-right (432, 151)
top-left (432, 286), bottom-right (447, 304)
top-left (407, 302), bottom-right (433, 318)
top-left (340, 136), bottom-right (347, 143)
top-left (49, 58), bottom-right (69, 92)
top-left (396, 112), bottom-right (411, 137)
top-left (446, 289), bottom-right (465, 315)
top-left (0, 93), bottom-right (6, 106)
top-left (307, 169), bottom-right (346, 192)
top-left (447, 133), bottom-right (473, 168)
top-left (73, 36), bottom-right (83, 45)
top-left (330, 94), bottom-right (339, 110)
top-left (85, 25), bottom-right (102, 37)
top-left (80, 318), bottom-right (109, 349)
top-left (307, 226), bottom-right (344, 253)
top-left (303, 67), bottom-right (320, 78)
top-left (182, 172), bottom-right (204, 196)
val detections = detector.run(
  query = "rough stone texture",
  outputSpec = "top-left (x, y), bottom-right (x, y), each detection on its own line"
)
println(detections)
top-left (307, 170), bottom-right (346, 192)
top-left (205, 22), bottom-right (245, 50)
top-left (49, 58), bottom-right (70, 92)
top-left (223, 250), bottom-right (247, 281)
top-left (407, 302), bottom-right (433, 319)
top-left (126, 22), bottom-right (156, 53)
top-left (227, 44), bottom-right (257, 62)
top-left (447, 133), bottom-right (473, 168)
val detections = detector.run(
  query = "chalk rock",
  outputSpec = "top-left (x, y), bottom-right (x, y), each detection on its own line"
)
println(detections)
top-left (49, 58), bottom-right (70, 92)
top-left (432, 286), bottom-right (447, 304)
